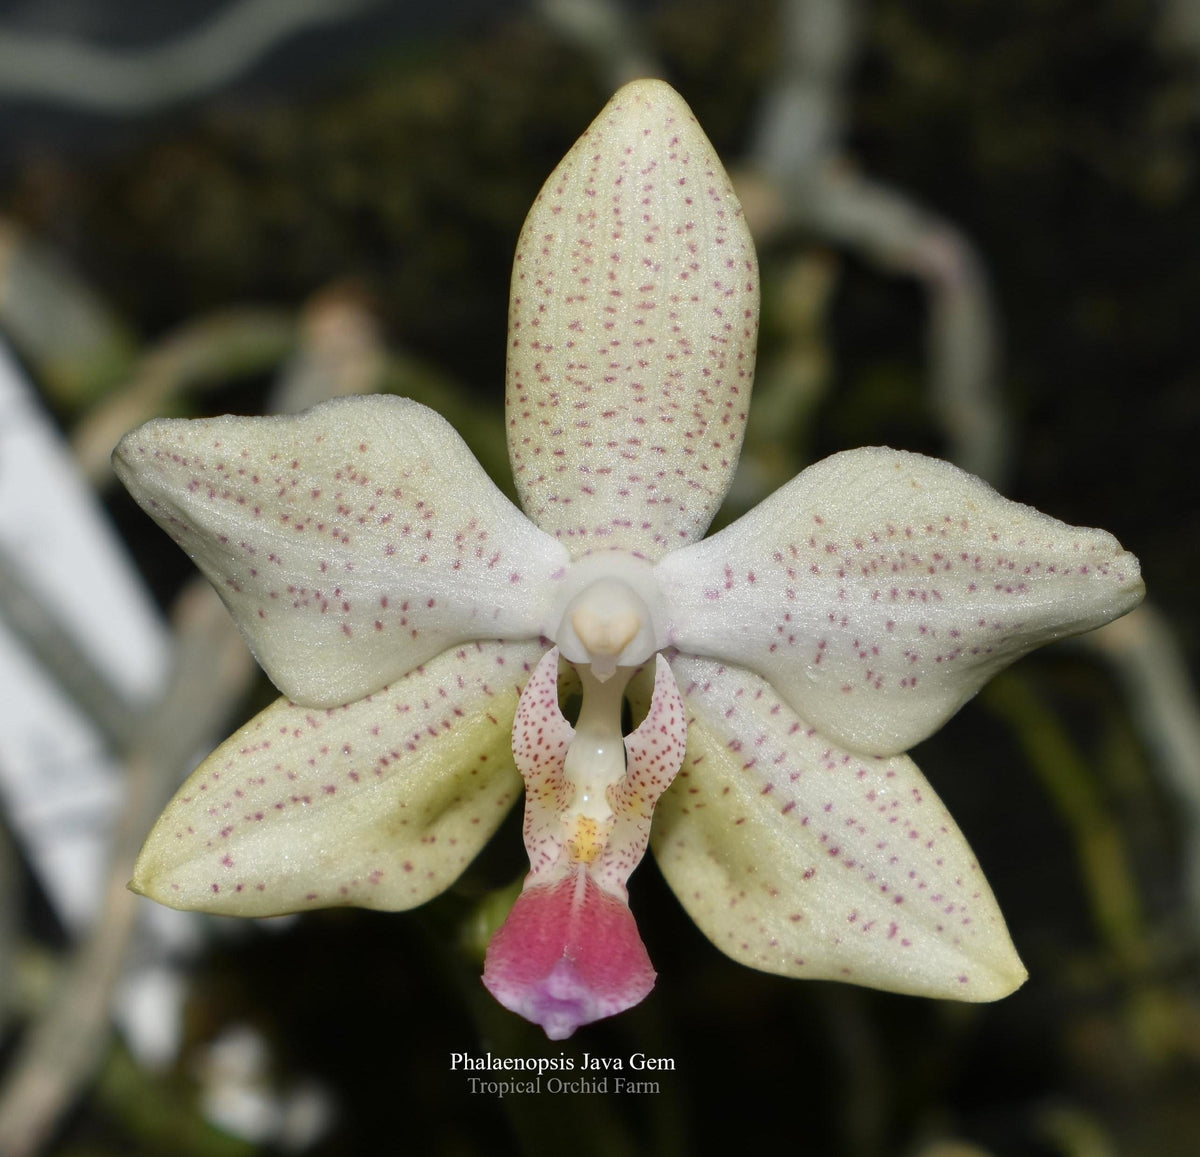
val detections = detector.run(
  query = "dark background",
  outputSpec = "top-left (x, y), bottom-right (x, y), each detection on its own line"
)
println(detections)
top-left (1, 1), bottom-right (1197, 1154)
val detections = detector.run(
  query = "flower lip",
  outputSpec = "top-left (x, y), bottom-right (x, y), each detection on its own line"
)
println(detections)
top-left (482, 867), bottom-right (657, 1039)
top-left (549, 551), bottom-right (667, 680)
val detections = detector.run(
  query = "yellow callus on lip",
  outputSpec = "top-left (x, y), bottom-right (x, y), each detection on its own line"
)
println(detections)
top-left (567, 814), bottom-right (615, 865)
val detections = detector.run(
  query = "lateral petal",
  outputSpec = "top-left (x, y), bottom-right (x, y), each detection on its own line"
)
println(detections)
top-left (506, 78), bottom-right (759, 559)
top-left (130, 640), bottom-right (545, 916)
top-left (653, 654), bottom-right (1026, 1000)
top-left (656, 447), bottom-right (1144, 755)
top-left (114, 394), bottom-right (569, 708)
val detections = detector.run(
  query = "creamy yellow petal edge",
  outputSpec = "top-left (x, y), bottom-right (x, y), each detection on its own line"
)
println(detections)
top-left (131, 640), bottom-right (547, 916)
top-left (506, 78), bottom-right (759, 560)
top-left (652, 654), bottom-right (1027, 1001)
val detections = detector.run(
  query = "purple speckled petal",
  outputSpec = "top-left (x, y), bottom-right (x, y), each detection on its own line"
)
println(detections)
top-left (506, 79), bottom-right (758, 560)
top-left (114, 394), bottom-right (569, 709)
top-left (656, 447), bottom-right (1144, 756)
top-left (653, 654), bottom-right (1027, 1000)
top-left (130, 640), bottom-right (545, 916)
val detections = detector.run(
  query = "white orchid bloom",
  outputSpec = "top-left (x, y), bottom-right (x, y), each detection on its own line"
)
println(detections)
top-left (114, 80), bottom-right (1144, 1041)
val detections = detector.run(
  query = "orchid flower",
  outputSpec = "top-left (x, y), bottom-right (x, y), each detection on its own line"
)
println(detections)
top-left (114, 80), bottom-right (1144, 1041)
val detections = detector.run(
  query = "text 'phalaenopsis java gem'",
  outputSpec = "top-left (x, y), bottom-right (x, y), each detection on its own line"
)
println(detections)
top-left (115, 80), bottom-right (1144, 1040)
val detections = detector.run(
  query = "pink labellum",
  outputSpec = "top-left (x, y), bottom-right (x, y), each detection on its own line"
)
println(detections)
top-left (482, 866), bottom-right (655, 1040)
top-left (488, 648), bottom-right (688, 1035)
